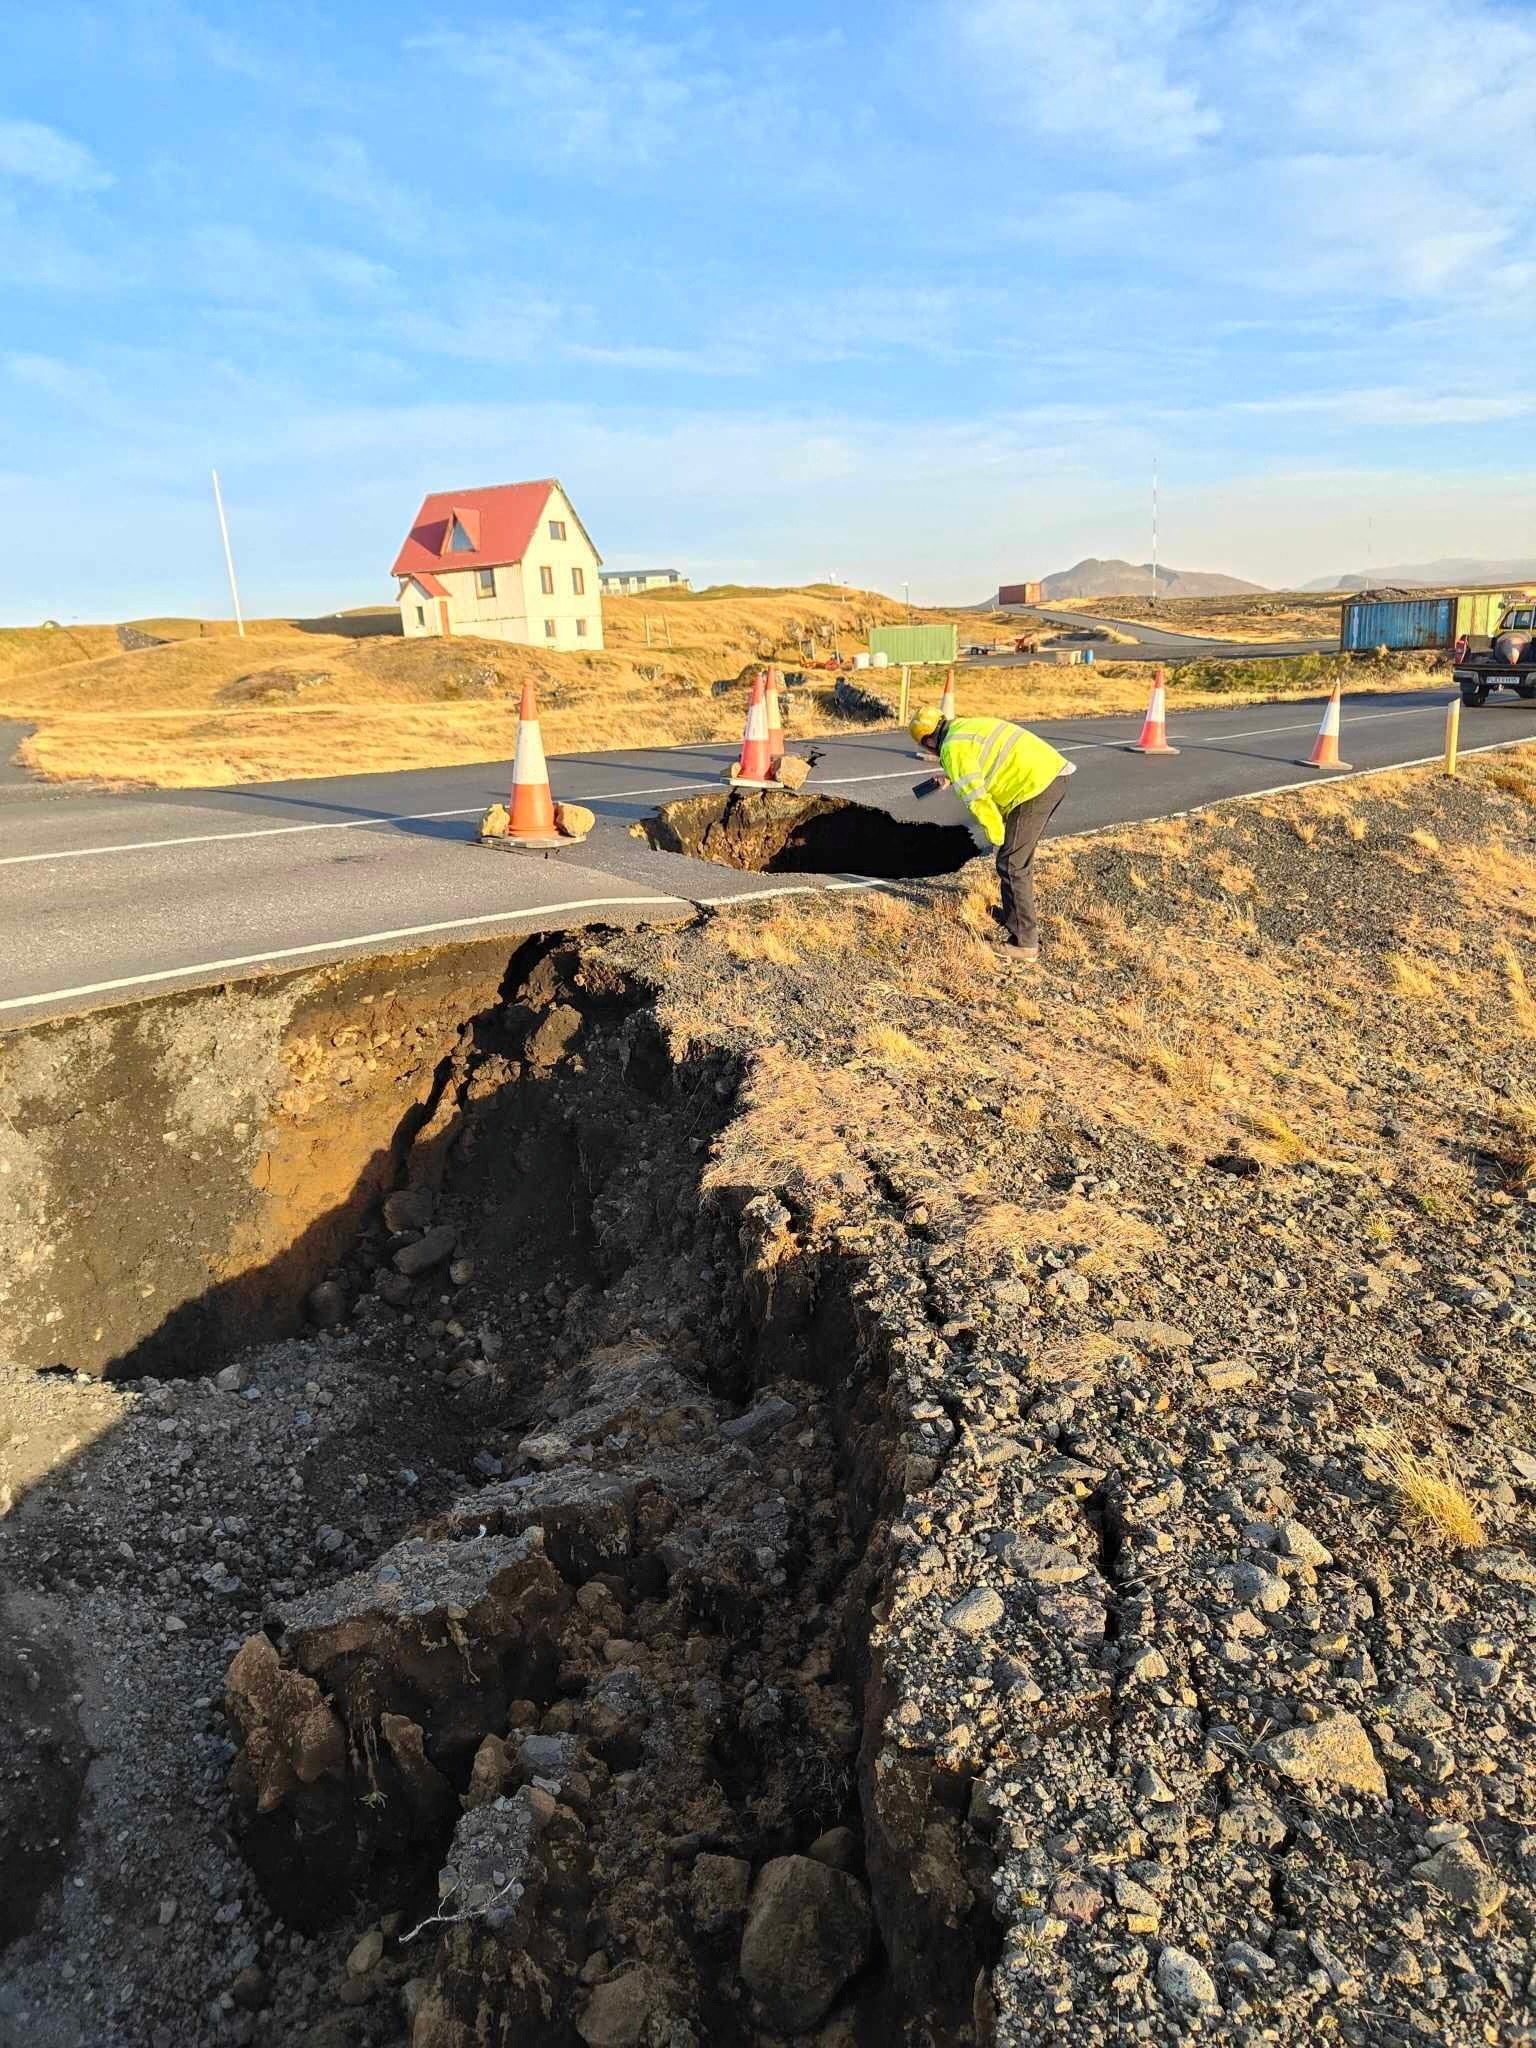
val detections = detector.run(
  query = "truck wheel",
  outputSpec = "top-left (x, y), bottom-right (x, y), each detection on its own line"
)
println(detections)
top-left (1515, 682), bottom-right (1536, 700)
top-left (1461, 684), bottom-right (1489, 707)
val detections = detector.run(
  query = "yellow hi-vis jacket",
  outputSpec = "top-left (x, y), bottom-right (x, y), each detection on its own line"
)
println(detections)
top-left (938, 716), bottom-right (1070, 847)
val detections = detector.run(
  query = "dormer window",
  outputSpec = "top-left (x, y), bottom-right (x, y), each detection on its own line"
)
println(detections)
top-left (447, 518), bottom-right (475, 552)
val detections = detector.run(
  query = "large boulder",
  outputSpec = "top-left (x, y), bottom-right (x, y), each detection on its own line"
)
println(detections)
top-left (739, 1854), bottom-right (874, 2032)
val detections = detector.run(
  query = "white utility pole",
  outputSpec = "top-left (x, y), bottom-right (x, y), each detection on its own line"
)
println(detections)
top-left (1151, 460), bottom-right (1159, 609)
top-left (211, 468), bottom-right (246, 637)
top-left (903, 579), bottom-right (911, 622)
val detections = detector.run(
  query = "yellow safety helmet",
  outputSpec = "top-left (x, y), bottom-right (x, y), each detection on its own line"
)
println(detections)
top-left (909, 705), bottom-right (943, 744)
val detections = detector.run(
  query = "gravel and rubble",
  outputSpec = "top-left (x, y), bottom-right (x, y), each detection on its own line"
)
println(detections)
top-left (2, 758), bottom-right (1534, 2045)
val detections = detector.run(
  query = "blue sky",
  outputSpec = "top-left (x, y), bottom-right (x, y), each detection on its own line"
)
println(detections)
top-left (2, 0), bottom-right (1534, 621)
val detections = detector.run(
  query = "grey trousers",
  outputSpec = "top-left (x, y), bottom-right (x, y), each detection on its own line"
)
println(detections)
top-left (997, 776), bottom-right (1069, 949)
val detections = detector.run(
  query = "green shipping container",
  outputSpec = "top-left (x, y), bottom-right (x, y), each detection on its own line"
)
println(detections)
top-left (868, 624), bottom-right (958, 666)
top-left (1453, 592), bottom-right (1506, 639)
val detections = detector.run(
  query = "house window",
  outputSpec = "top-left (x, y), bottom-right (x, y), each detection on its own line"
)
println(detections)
top-left (475, 567), bottom-right (496, 598)
top-left (571, 566), bottom-right (585, 595)
top-left (548, 519), bottom-right (566, 541)
top-left (415, 605), bottom-right (425, 627)
top-left (540, 565), bottom-right (555, 595)
top-left (544, 618), bottom-right (557, 639)
top-left (576, 618), bottom-right (588, 637)
top-left (447, 519), bottom-right (474, 552)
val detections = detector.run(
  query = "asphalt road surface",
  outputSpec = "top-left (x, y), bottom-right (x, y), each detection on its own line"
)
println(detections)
top-left (3, 686), bottom-right (1533, 1028)
top-left (960, 606), bottom-right (1335, 666)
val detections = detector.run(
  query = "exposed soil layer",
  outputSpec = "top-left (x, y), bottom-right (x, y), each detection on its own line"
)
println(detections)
top-left (641, 789), bottom-right (975, 878)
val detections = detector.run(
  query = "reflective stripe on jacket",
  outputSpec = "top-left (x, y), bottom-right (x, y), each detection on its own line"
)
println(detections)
top-left (938, 716), bottom-right (1069, 847)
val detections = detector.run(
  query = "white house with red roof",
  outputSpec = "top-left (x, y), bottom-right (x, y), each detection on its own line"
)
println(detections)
top-left (391, 478), bottom-right (604, 649)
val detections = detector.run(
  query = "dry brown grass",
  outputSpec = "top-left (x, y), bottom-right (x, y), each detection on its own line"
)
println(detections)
top-left (1388, 953), bottom-right (1439, 999)
top-left (967, 1196), bottom-right (1165, 1277)
top-left (710, 918), bottom-right (800, 967)
top-left (861, 1022), bottom-right (927, 1070)
top-left (1364, 1428), bottom-right (1487, 1549)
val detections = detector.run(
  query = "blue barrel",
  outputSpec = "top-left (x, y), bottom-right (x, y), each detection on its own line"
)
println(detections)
top-left (1084, 647), bottom-right (1095, 664)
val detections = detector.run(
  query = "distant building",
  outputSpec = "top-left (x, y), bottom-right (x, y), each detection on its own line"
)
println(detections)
top-left (599, 568), bottom-right (690, 596)
top-left (998, 581), bottom-right (1042, 608)
top-left (392, 479), bottom-right (604, 648)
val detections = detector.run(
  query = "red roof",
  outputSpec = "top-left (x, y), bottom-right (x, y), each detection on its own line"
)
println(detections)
top-left (403, 568), bottom-right (446, 598)
top-left (392, 479), bottom-right (562, 577)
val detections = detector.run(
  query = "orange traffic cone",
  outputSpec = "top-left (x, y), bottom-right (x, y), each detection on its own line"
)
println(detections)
top-left (506, 680), bottom-right (561, 843)
top-left (1131, 667), bottom-right (1179, 755)
top-left (1306, 683), bottom-right (1352, 771)
top-left (764, 670), bottom-right (786, 764)
top-left (938, 666), bottom-right (956, 721)
top-left (729, 672), bottom-right (775, 787)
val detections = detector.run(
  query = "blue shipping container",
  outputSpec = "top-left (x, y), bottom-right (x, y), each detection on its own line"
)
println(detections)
top-left (1340, 596), bottom-right (1453, 652)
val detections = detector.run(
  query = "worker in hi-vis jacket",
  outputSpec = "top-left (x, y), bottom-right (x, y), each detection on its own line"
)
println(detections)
top-left (910, 706), bottom-right (1075, 964)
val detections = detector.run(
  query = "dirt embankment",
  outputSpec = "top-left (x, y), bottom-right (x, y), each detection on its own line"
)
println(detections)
top-left (0, 940), bottom-right (537, 1378)
top-left (2, 753), bottom-right (1535, 2046)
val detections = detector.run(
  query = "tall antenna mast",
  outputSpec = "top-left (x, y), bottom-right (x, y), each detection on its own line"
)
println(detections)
top-left (211, 468), bottom-right (246, 638)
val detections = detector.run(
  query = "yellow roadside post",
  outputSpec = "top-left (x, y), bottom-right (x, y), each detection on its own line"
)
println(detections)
top-left (1444, 696), bottom-right (1461, 778)
top-left (899, 664), bottom-right (911, 725)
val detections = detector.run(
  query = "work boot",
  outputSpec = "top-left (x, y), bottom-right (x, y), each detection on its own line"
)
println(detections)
top-left (1003, 942), bottom-right (1040, 967)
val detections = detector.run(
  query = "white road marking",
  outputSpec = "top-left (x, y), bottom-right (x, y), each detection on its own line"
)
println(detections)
top-left (0, 766), bottom-right (932, 870)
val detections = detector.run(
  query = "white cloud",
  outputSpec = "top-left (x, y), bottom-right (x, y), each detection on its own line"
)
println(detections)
top-left (0, 119), bottom-right (111, 192)
top-left (410, 23), bottom-right (702, 168)
top-left (955, 0), bottom-right (1220, 156)
top-left (186, 226), bottom-right (396, 305)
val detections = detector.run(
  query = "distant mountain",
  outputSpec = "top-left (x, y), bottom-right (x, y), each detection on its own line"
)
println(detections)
top-left (1040, 558), bottom-right (1267, 600)
top-left (1303, 557), bottom-right (1536, 592)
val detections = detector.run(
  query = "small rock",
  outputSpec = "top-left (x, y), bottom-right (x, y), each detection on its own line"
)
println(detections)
top-left (739, 1856), bottom-right (874, 2034)
top-left (1009, 1541), bottom-right (1089, 1586)
top-left (449, 1258), bottom-right (475, 1286)
top-left (1256, 1712), bottom-right (1386, 1798)
top-left (689, 1853), bottom-right (752, 1933)
top-left (1412, 1840), bottom-right (1508, 1918)
top-left (394, 1225), bottom-right (457, 1277)
top-left (213, 1363), bottom-right (248, 1393)
top-left (1112, 1319), bottom-right (1193, 1355)
top-left (346, 1929), bottom-right (384, 1977)
top-left (307, 1280), bottom-right (348, 1328)
top-left (1200, 1360), bottom-right (1257, 1394)
top-left (1156, 1946), bottom-right (1218, 2010)
top-left (1217, 1561), bottom-right (1290, 1613)
top-left (806, 1827), bottom-right (860, 1873)
top-left (229, 1968), bottom-right (269, 2012)
top-left (1124, 1645), bottom-right (1169, 1684)
top-left (577, 1966), bottom-right (659, 2047)
top-left (383, 1186), bottom-right (435, 1233)
top-left (1273, 1517), bottom-right (1332, 1567)
top-left (157, 1897), bottom-right (178, 1927)
top-left (943, 1586), bottom-right (1005, 1636)
top-left (721, 1396), bottom-right (798, 1444)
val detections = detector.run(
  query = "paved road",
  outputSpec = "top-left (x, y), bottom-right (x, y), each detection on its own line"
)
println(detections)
top-left (3, 687), bottom-right (1533, 1028)
top-left (960, 606), bottom-right (1335, 667)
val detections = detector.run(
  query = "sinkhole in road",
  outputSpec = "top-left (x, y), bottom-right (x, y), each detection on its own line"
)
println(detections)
top-left (638, 788), bottom-right (976, 878)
